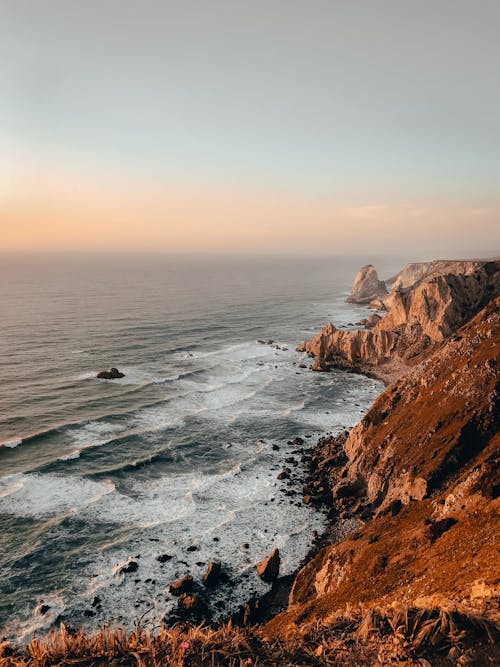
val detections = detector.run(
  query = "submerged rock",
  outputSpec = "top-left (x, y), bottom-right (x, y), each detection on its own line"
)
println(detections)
top-left (156, 554), bottom-right (173, 563)
top-left (96, 367), bottom-right (125, 379)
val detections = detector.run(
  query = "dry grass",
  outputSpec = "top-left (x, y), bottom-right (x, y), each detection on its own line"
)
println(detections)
top-left (1, 604), bottom-right (497, 666)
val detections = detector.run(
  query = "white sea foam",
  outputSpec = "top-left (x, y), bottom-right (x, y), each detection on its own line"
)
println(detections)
top-left (3, 592), bottom-right (66, 641)
top-left (58, 449), bottom-right (81, 461)
top-left (0, 473), bottom-right (26, 498)
top-left (68, 420), bottom-right (126, 448)
top-left (0, 474), bottom-right (116, 518)
top-left (1, 438), bottom-right (22, 448)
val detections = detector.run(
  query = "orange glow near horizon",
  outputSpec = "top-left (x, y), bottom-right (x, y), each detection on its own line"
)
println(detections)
top-left (1, 170), bottom-right (499, 256)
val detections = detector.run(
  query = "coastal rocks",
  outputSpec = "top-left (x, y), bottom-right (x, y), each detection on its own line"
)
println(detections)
top-left (333, 476), bottom-right (366, 500)
top-left (156, 554), bottom-right (173, 563)
top-left (169, 575), bottom-right (193, 596)
top-left (256, 548), bottom-right (280, 582)
top-left (96, 367), bottom-right (125, 379)
top-left (323, 297), bottom-right (500, 515)
top-left (203, 561), bottom-right (222, 586)
top-left (368, 297), bottom-right (386, 311)
top-left (113, 559), bottom-right (139, 576)
top-left (177, 593), bottom-right (200, 613)
top-left (299, 260), bottom-right (500, 382)
top-left (346, 265), bottom-right (388, 304)
top-left (365, 313), bottom-right (381, 328)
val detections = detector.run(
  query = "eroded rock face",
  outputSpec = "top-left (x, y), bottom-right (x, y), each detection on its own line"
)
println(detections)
top-left (387, 259), bottom-right (496, 292)
top-left (346, 265), bottom-right (388, 304)
top-left (301, 260), bottom-right (500, 380)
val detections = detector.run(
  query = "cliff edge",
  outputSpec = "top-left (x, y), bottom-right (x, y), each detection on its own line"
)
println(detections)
top-left (299, 259), bottom-right (500, 383)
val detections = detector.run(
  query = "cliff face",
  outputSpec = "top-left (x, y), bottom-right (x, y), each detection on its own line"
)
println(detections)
top-left (300, 260), bottom-right (499, 381)
top-left (387, 258), bottom-right (498, 292)
top-left (346, 264), bottom-right (388, 304)
top-left (268, 296), bottom-right (500, 636)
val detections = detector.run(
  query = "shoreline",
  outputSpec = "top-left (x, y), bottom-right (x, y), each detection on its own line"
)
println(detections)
top-left (226, 428), bottom-right (365, 628)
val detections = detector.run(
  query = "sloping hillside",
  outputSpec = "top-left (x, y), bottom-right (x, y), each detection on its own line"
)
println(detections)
top-left (266, 297), bottom-right (499, 665)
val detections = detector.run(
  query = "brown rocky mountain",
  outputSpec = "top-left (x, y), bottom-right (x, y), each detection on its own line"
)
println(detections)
top-left (299, 259), bottom-right (500, 383)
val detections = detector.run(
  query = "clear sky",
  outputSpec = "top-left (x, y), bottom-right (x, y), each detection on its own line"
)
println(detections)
top-left (1, 0), bottom-right (499, 255)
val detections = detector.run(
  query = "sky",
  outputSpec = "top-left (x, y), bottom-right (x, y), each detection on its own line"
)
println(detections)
top-left (1, 0), bottom-right (499, 256)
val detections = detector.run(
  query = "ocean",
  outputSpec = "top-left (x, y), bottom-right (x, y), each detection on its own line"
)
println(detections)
top-left (0, 253), bottom-right (403, 640)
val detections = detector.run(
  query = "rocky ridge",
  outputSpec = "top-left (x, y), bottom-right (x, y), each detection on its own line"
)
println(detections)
top-left (299, 259), bottom-right (500, 383)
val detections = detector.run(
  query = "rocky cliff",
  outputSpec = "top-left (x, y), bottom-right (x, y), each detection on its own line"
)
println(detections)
top-left (387, 258), bottom-right (499, 292)
top-left (299, 259), bottom-right (500, 383)
top-left (346, 264), bottom-right (388, 304)
top-left (267, 296), bottom-right (500, 656)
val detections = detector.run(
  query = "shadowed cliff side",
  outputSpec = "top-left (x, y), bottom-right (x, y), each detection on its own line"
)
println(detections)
top-left (298, 259), bottom-right (500, 383)
top-left (266, 297), bottom-right (499, 655)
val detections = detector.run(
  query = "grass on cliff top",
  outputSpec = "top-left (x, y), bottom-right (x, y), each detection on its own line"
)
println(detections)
top-left (1, 604), bottom-right (497, 667)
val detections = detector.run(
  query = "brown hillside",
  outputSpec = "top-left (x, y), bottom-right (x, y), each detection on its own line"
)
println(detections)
top-left (267, 297), bottom-right (500, 645)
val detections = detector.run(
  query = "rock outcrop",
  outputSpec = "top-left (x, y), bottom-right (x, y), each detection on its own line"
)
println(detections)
top-left (256, 549), bottom-right (280, 582)
top-left (267, 296), bottom-right (500, 635)
top-left (169, 575), bottom-right (193, 596)
top-left (97, 367), bottom-right (125, 379)
top-left (300, 259), bottom-right (499, 382)
top-left (387, 258), bottom-right (498, 292)
top-left (346, 264), bottom-right (388, 304)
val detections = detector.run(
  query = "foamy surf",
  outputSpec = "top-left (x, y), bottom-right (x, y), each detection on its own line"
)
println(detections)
top-left (1, 438), bottom-right (22, 448)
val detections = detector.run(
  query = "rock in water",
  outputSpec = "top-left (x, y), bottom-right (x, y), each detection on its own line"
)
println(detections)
top-left (256, 548), bottom-right (280, 582)
top-left (346, 265), bottom-right (388, 304)
top-left (203, 561), bottom-right (222, 586)
top-left (96, 367), bottom-right (125, 379)
top-left (177, 593), bottom-right (200, 612)
top-left (169, 575), bottom-right (193, 596)
top-left (113, 559), bottom-right (138, 576)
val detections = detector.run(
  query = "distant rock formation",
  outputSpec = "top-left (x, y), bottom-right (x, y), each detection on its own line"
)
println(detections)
top-left (346, 264), bottom-right (388, 304)
top-left (300, 259), bottom-right (500, 382)
top-left (386, 258), bottom-right (497, 292)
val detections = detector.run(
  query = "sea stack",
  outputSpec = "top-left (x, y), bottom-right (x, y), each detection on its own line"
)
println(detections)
top-left (346, 265), bottom-right (388, 304)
